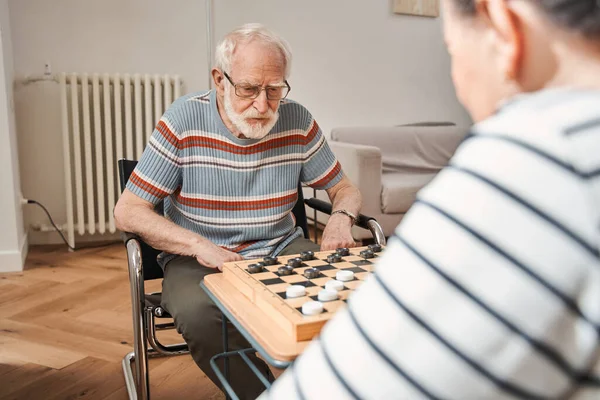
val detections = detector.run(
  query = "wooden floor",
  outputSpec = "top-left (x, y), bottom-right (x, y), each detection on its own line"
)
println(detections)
top-left (0, 242), bottom-right (225, 400)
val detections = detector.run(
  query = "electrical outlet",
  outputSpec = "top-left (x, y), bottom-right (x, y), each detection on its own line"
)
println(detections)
top-left (44, 62), bottom-right (52, 75)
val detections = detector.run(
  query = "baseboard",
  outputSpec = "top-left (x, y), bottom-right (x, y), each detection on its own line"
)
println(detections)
top-left (0, 232), bottom-right (29, 273)
top-left (20, 232), bottom-right (29, 266)
top-left (0, 249), bottom-right (24, 273)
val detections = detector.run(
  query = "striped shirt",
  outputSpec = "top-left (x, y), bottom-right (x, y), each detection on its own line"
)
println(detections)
top-left (262, 88), bottom-right (600, 399)
top-left (126, 90), bottom-right (343, 263)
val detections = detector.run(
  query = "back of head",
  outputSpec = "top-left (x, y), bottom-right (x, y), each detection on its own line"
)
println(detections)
top-left (443, 0), bottom-right (600, 121)
top-left (215, 23), bottom-right (293, 79)
top-left (453, 0), bottom-right (600, 38)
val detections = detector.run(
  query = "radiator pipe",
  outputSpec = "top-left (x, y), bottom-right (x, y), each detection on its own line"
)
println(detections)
top-left (59, 73), bottom-right (75, 249)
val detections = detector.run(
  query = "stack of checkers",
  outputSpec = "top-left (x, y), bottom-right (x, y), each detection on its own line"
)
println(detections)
top-left (244, 244), bottom-right (383, 316)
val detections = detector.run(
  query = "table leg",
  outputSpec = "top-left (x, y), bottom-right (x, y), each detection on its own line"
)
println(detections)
top-left (313, 188), bottom-right (318, 244)
top-left (222, 312), bottom-right (230, 400)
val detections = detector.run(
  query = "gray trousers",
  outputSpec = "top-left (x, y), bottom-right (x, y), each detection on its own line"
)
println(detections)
top-left (161, 236), bottom-right (320, 400)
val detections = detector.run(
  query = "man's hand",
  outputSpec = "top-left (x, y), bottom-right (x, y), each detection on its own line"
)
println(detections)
top-left (194, 242), bottom-right (243, 271)
top-left (320, 213), bottom-right (356, 251)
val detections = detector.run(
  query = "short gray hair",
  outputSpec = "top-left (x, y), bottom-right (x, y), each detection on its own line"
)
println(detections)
top-left (215, 23), bottom-right (293, 79)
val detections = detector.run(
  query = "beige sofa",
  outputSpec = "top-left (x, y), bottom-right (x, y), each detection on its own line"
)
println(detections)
top-left (311, 124), bottom-right (469, 240)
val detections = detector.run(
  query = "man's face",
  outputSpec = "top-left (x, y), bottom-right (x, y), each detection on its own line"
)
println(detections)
top-left (221, 41), bottom-right (286, 139)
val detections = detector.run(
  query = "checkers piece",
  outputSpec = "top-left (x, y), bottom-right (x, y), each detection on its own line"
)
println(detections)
top-left (247, 263), bottom-right (265, 274)
top-left (327, 253), bottom-right (342, 264)
top-left (360, 249), bottom-right (375, 259)
top-left (278, 265), bottom-right (294, 276)
top-left (286, 285), bottom-right (306, 299)
top-left (336, 247), bottom-right (350, 256)
top-left (336, 270), bottom-right (354, 282)
top-left (325, 279), bottom-right (344, 292)
top-left (263, 256), bottom-right (278, 265)
top-left (318, 289), bottom-right (338, 302)
top-left (303, 267), bottom-right (320, 279)
top-left (300, 251), bottom-right (315, 261)
top-left (368, 244), bottom-right (382, 253)
top-left (302, 301), bottom-right (324, 316)
top-left (287, 258), bottom-right (303, 268)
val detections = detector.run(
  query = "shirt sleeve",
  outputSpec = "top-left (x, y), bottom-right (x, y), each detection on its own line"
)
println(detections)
top-left (300, 118), bottom-right (344, 190)
top-left (125, 114), bottom-right (182, 205)
top-left (261, 133), bottom-right (600, 400)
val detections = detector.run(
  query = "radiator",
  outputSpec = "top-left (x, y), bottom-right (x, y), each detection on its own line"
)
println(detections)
top-left (59, 73), bottom-right (182, 248)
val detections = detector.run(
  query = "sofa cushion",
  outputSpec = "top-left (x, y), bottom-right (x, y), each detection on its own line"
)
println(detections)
top-left (381, 172), bottom-right (436, 214)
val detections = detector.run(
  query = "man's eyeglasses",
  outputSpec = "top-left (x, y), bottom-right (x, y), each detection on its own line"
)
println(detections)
top-left (223, 72), bottom-right (291, 101)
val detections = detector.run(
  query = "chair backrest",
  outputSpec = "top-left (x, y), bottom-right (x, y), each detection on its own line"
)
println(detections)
top-left (118, 159), bottom-right (165, 280)
top-left (117, 159), bottom-right (310, 280)
top-left (294, 186), bottom-right (309, 239)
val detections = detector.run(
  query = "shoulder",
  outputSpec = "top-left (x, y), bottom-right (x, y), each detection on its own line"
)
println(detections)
top-left (429, 89), bottom-right (600, 240)
top-left (276, 98), bottom-right (315, 131)
top-left (464, 88), bottom-right (600, 169)
top-left (161, 90), bottom-right (212, 129)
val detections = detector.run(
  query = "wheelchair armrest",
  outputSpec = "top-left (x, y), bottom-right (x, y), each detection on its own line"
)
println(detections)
top-left (304, 198), bottom-right (386, 246)
top-left (303, 198), bottom-right (372, 228)
top-left (121, 231), bottom-right (142, 245)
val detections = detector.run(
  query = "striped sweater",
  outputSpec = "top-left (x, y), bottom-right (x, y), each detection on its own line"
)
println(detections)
top-left (126, 90), bottom-right (343, 263)
top-left (262, 88), bottom-right (600, 399)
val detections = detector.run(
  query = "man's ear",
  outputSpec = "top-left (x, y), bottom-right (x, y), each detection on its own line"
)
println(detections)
top-left (477, 0), bottom-right (524, 81)
top-left (212, 68), bottom-right (225, 95)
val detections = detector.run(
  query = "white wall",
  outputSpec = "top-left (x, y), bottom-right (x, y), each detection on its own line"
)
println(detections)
top-left (10, 0), bottom-right (209, 244)
top-left (213, 0), bottom-right (471, 137)
top-left (9, 0), bottom-right (470, 245)
top-left (0, 0), bottom-right (27, 271)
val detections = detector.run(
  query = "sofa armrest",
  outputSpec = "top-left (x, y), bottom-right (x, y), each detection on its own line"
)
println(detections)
top-left (328, 141), bottom-right (382, 218)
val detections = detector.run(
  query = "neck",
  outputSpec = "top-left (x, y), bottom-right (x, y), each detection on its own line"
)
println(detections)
top-left (215, 93), bottom-right (246, 138)
top-left (544, 39), bottom-right (600, 91)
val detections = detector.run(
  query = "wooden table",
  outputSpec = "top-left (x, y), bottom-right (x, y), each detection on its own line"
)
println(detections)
top-left (201, 274), bottom-right (311, 368)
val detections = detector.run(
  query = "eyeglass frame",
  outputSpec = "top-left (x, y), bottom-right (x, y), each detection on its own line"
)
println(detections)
top-left (223, 71), bottom-right (291, 101)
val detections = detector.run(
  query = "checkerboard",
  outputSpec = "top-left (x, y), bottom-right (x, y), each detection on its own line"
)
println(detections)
top-left (221, 245), bottom-right (383, 342)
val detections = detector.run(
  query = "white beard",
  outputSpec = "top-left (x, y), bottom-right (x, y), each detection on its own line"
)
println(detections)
top-left (223, 85), bottom-right (279, 139)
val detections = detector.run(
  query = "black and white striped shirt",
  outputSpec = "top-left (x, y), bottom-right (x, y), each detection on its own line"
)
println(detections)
top-left (262, 88), bottom-right (600, 399)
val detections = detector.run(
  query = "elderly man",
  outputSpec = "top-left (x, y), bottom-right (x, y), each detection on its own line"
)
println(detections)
top-left (114, 23), bottom-right (361, 399)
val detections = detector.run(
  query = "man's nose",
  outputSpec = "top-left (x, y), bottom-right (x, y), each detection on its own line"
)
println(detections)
top-left (253, 90), bottom-right (269, 114)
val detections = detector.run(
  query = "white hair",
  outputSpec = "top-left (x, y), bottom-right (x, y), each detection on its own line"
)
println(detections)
top-left (215, 23), bottom-right (293, 79)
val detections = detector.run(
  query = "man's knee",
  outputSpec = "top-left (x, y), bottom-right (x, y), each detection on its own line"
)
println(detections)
top-left (160, 256), bottom-right (221, 340)
top-left (171, 293), bottom-right (221, 341)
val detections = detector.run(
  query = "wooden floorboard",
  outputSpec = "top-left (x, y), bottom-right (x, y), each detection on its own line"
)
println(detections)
top-left (0, 242), bottom-right (224, 400)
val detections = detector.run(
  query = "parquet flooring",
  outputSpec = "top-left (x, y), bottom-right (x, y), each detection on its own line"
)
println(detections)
top-left (0, 242), bottom-right (224, 400)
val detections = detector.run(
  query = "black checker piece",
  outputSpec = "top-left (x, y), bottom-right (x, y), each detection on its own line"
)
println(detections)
top-left (274, 269), bottom-right (297, 277)
top-left (263, 256), bottom-right (279, 265)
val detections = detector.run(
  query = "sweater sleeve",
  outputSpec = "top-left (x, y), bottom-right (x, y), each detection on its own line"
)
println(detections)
top-left (125, 114), bottom-right (182, 204)
top-left (300, 117), bottom-right (344, 191)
